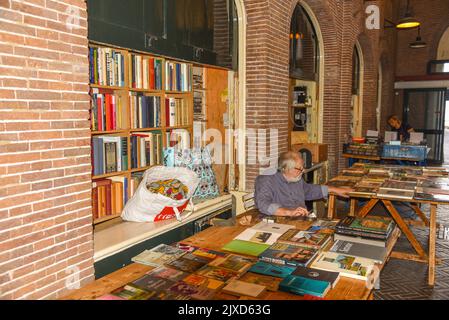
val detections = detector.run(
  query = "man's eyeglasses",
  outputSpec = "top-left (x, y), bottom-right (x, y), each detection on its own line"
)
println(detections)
top-left (294, 167), bottom-right (305, 173)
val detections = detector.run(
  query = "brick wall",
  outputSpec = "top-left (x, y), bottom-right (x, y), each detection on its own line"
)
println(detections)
top-left (0, 0), bottom-right (94, 299)
top-left (243, 0), bottom-right (390, 188)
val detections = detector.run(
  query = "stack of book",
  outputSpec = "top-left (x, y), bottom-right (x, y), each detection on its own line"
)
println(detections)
top-left (92, 177), bottom-right (128, 220)
top-left (165, 97), bottom-right (189, 127)
top-left (129, 54), bottom-right (163, 90)
top-left (165, 61), bottom-right (192, 92)
top-left (92, 135), bottom-right (128, 175)
top-left (129, 94), bottom-right (161, 129)
top-left (89, 47), bottom-right (125, 87)
top-left (130, 132), bottom-right (162, 169)
top-left (91, 91), bottom-right (128, 131)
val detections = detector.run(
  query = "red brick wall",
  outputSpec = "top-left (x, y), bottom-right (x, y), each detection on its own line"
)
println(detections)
top-left (243, 0), bottom-right (389, 188)
top-left (0, 0), bottom-right (94, 299)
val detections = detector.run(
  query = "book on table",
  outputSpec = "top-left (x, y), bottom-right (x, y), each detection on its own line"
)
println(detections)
top-left (182, 274), bottom-right (225, 290)
top-left (207, 254), bottom-right (255, 274)
top-left (221, 239), bottom-right (271, 257)
top-left (238, 272), bottom-right (282, 292)
top-left (310, 251), bottom-right (375, 281)
top-left (329, 240), bottom-right (387, 263)
top-left (165, 253), bottom-right (210, 273)
top-left (277, 229), bottom-right (331, 249)
top-left (222, 280), bottom-right (266, 298)
top-left (167, 281), bottom-right (216, 300)
top-left (333, 232), bottom-right (392, 248)
top-left (380, 180), bottom-right (417, 191)
top-left (248, 261), bottom-right (296, 279)
top-left (291, 266), bottom-right (340, 288)
top-left (258, 242), bottom-right (319, 267)
top-left (279, 274), bottom-right (331, 298)
top-left (131, 244), bottom-right (186, 267)
top-left (146, 266), bottom-right (189, 282)
top-left (376, 188), bottom-right (415, 200)
top-left (233, 221), bottom-right (295, 246)
top-left (335, 216), bottom-right (395, 237)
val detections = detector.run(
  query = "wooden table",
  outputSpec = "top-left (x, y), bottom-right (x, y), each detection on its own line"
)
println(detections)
top-left (327, 194), bottom-right (442, 286)
top-left (63, 210), bottom-right (400, 300)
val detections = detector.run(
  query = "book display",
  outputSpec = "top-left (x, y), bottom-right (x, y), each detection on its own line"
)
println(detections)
top-left (89, 43), bottom-right (194, 225)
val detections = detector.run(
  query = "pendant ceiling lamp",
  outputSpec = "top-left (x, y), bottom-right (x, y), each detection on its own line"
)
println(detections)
top-left (409, 27), bottom-right (427, 49)
top-left (396, 0), bottom-right (420, 29)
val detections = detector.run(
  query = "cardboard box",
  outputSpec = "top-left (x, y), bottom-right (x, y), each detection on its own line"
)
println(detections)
top-left (291, 143), bottom-right (328, 164)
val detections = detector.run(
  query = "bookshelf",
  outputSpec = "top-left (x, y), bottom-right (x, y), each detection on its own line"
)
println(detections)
top-left (89, 43), bottom-right (194, 225)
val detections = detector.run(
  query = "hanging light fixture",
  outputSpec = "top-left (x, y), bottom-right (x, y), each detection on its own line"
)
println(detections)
top-left (409, 26), bottom-right (427, 48)
top-left (396, 0), bottom-right (420, 29)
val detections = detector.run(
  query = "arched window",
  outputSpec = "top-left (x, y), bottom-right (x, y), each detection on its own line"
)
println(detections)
top-left (289, 4), bottom-right (319, 81)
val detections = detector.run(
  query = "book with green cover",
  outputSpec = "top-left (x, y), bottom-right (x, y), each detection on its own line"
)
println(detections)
top-left (221, 239), bottom-right (270, 257)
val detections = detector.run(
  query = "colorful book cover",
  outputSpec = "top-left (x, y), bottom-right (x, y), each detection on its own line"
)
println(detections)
top-left (131, 274), bottom-right (175, 293)
top-left (182, 274), bottom-right (225, 290)
top-left (146, 266), bottom-right (188, 282)
top-left (248, 261), bottom-right (295, 279)
top-left (234, 221), bottom-right (295, 245)
top-left (110, 284), bottom-right (154, 300)
top-left (291, 266), bottom-right (340, 288)
top-left (195, 266), bottom-right (240, 282)
top-left (258, 242), bottom-right (319, 267)
top-left (277, 229), bottom-right (331, 249)
top-left (279, 274), bottom-right (330, 298)
top-left (131, 244), bottom-right (186, 267)
top-left (310, 251), bottom-right (375, 281)
top-left (166, 253), bottom-right (210, 273)
top-left (239, 272), bottom-right (282, 292)
top-left (168, 281), bottom-right (215, 300)
top-left (329, 240), bottom-right (387, 263)
top-left (222, 239), bottom-right (270, 257)
top-left (208, 254), bottom-right (254, 274)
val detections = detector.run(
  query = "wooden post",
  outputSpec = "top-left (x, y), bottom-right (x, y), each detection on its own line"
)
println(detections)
top-left (410, 204), bottom-right (430, 227)
top-left (327, 194), bottom-right (336, 220)
top-left (429, 203), bottom-right (437, 286)
top-left (382, 200), bottom-right (427, 260)
top-left (358, 199), bottom-right (379, 218)
top-left (349, 199), bottom-right (357, 217)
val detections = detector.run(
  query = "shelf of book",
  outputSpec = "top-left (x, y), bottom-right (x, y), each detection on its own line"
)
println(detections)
top-left (89, 42), bottom-right (194, 226)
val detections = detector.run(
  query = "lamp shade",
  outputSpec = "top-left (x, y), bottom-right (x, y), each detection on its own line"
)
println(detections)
top-left (409, 37), bottom-right (427, 48)
top-left (396, 15), bottom-right (420, 29)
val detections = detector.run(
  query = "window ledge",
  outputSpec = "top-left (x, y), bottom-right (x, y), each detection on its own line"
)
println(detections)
top-left (93, 194), bottom-right (232, 262)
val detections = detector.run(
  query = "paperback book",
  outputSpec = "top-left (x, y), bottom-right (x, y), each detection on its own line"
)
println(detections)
top-left (336, 216), bottom-right (394, 236)
top-left (110, 284), bottom-right (154, 300)
top-left (131, 244), bottom-right (186, 267)
top-left (291, 266), bottom-right (340, 288)
top-left (277, 229), bottom-right (331, 249)
top-left (208, 254), bottom-right (254, 274)
top-left (146, 266), bottom-right (188, 282)
top-left (132, 274), bottom-right (175, 293)
top-left (195, 266), bottom-right (241, 282)
top-left (166, 253), bottom-right (210, 273)
top-left (222, 280), bottom-right (266, 298)
top-left (182, 274), bottom-right (225, 290)
top-left (310, 251), bottom-right (375, 281)
top-left (258, 242), bottom-right (319, 267)
top-left (248, 261), bottom-right (296, 279)
top-left (168, 281), bottom-right (215, 300)
top-left (329, 239), bottom-right (387, 263)
top-left (279, 274), bottom-right (331, 298)
top-left (221, 239), bottom-right (270, 257)
top-left (234, 221), bottom-right (295, 245)
top-left (239, 272), bottom-right (282, 292)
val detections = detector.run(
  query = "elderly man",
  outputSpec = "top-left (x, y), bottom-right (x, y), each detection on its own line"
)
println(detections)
top-left (255, 151), bottom-right (352, 217)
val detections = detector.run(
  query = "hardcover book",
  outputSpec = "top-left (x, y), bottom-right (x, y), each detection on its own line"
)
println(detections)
top-left (239, 272), bottom-right (282, 292)
top-left (329, 240), bottom-right (387, 263)
top-left (182, 274), bottom-right (225, 290)
top-left (234, 221), bottom-right (295, 245)
top-left (258, 242), bottom-right (319, 267)
top-left (222, 280), bottom-right (266, 298)
top-left (279, 274), bottom-right (330, 298)
top-left (310, 251), bottom-right (375, 281)
top-left (291, 266), bottom-right (340, 288)
top-left (207, 254), bottom-right (254, 274)
top-left (166, 253), bottom-right (210, 273)
top-left (221, 239), bottom-right (270, 257)
top-left (277, 229), bottom-right (331, 249)
top-left (248, 261), bottom-right (296, 278)
top-left (131, 244), bottom-right (186, 267)
top-left (195, 266), bottom-right (240, 282)
top-left (147, 266), bottom-right (189, 282)
top-left (168, 281), bottom-right (215, 300)
top-left (336, 216), bottom-right (394, 236)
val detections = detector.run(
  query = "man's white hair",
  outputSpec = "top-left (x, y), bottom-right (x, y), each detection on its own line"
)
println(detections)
top-left (278, 151), bottom-right (302, 172)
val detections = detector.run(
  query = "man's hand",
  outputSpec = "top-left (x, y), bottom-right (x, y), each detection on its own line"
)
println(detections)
top-left (275, 207), bottom-right (309, 217)
top-left (328, 186), bottom-right (353, 198)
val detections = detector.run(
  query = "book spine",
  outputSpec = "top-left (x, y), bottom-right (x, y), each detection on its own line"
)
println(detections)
top-left (335, 228), bottom-right (388, 240)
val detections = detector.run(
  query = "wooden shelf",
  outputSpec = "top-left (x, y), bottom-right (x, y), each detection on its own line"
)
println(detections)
top-left (90, 84), bottom-right (126, 91)
top-left (129, 88), bottom-right (164, 94)
top-left (165, 91), bottom-right (193, 95)
top-left (93, 214), bottom-right (122, 225)
top-left (92, 171), bottom-right (129, 180)
top-left (130, 127), bottom-right (164, 132)
top-left (166, 125), bottom-right (192, 130)
top-left (91, 130), bottom-right (128, 135)
top-left (130, 165), bottom-right (159, 173)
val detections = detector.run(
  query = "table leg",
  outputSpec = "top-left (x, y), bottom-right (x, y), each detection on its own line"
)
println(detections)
top-left (357, 199), bottom-right (379, 218)
top-left (349, 199), bottom-right (358, 217)
top-left (429, 204), bottom-right (437, 286)
top-left (382, 200), bottom-right (427, 260)
top-left (328, 194), bottom-right (336, 220)
top-left (410, 204), bottom-right (430, 227)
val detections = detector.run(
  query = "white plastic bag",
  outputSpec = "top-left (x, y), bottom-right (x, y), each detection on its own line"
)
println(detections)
top-left (121, 166), bottom-right (200, 222)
